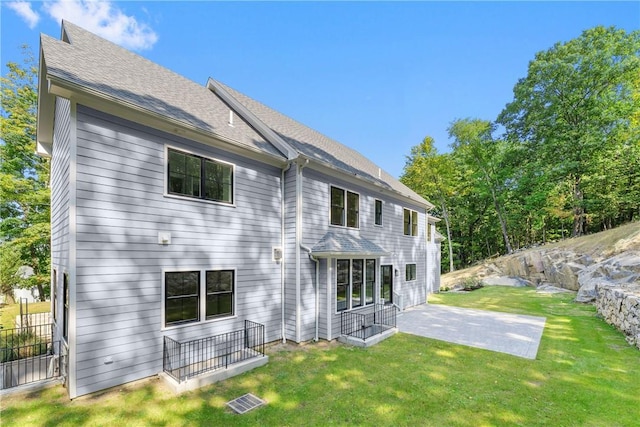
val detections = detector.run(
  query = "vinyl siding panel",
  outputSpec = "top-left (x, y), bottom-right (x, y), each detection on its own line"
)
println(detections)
top-left (283, 166), bottom-right (297, 341)
top-left (72, 105), bottom-right (282, 397)
top-left (50, 97), bottom-right (71, 342)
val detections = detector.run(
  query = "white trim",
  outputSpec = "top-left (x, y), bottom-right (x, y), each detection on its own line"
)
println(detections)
top-left (68, 101), bottom-right (78, 398)
top-left (163, 144), bottom-right (237, 207)
top-left (405, 263), bottom-right (417, 282)
top-left (328, 184), bottom-right (361, 230)
top-left (326, 259), bottom-right (332, 340)
top-left (160, 268), bottom-right (238, 331)
top-left (403, 208), bottom-right (419, 237)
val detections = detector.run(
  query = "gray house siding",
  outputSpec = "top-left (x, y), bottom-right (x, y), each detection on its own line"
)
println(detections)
top-left (297, 168), bottom-right (428, 340)
top-left (283, 166), bottom-right (297, 341)
top-left (50, 97), bottom-right (71, 343)
top-left (72, 105), bottom-right (283, 396)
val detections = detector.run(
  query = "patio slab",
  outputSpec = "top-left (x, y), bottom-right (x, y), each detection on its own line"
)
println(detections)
top-left (397, 304), bottom-right (546, 359)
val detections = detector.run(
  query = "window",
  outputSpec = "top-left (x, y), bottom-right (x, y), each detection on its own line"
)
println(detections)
top-left (205, 270), bottom-right (234, 319)
top-left (336, 259), bottom-right (376, 311)
top-left (406, 263), bottom-right (417, 281)
top-left (403, 208), bottom-right (418, 236)
top-left (52, 270), bottom-right (57, 322)
top-left (168, 148), bottom-right (233, 204)
top-left (330, 186), bottom-right (359, 228)
top-left (63, 273), bottom-right (69, 340)
top-left (374, 199), bottom-right (383, 226)
top-left (164, 269), bottom-right (235, 327)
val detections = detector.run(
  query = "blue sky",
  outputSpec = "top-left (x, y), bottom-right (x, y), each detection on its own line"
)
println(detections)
top-left (2, 1), bottom-right (638, 178)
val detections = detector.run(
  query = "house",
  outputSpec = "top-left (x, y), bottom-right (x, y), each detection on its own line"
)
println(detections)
top-left (36, 21), bottom-right (441, 398)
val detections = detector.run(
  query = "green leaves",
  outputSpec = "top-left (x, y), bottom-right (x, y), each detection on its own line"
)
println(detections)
top-left (1, 47), bottom-right (50, 301)
top-left (402, 26), bottom-right (639, 270)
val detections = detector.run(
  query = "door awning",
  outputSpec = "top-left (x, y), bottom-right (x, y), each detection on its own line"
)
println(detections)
top-left (310, 231), bottom-right (390, 258)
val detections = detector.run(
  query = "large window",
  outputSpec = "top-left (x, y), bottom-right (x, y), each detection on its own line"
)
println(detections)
top-left (336, 259), bottom-right (376, 311)
top-left (52, 269), bottom-right (57, 323)
top-left (403, 209), bottom-right (418, 236)
top-left (164, 269), bottom-right (235, 327)
top-left (330, 186), bottom-right (359, 228)
top-left (374, 199), bottom-right (383, 226)
top-left (168, 148), bottom-right (233, 204)
top-left (406, 263), bottom-right (417, 281)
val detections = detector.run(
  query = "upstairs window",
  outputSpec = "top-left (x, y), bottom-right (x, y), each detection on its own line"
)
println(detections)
top-left (403, 209), bottom-right (418, 236)
top-left (330, 186), bottom-right (359, 228)
top-left (168, 148), bottom-right (233, 204)
top-left (374, 199), bottom-right (383, 226)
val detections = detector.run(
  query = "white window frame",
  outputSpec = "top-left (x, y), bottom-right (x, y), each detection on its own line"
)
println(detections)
top-left (405, 263), bottom-right (417, 282)
top-left (329, 185), bottom-right (360, 229)
top-left (403, 208), bottom-right (419, 237)
top-left (164, 145), bottom-right (236, 207)
top-left (161, 267), bottom-right (238, 330)
top-left (374, 199), bottom-right (383, 227)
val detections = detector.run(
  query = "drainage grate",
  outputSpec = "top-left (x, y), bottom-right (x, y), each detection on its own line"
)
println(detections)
top-left (226, 393), bottom-right (266, 414)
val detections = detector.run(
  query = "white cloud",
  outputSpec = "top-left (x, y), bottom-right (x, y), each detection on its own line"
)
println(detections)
top-left (43, 0), bottom-right (158, 51)
top-left (6, 1), bottom-right (41, 29)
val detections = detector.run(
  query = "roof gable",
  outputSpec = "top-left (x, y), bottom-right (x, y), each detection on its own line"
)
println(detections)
top-left (208, 79), bottom-right (433, 208)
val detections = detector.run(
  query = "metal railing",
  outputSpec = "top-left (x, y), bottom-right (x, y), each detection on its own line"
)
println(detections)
top-left (1, 323), bottom-right (61, 389)
top-left (163, 320), bottom-right (265, 383)
top-left (341, 304), bottom-right (396, 341)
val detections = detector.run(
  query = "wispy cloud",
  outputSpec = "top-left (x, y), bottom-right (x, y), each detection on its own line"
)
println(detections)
top-left (6, 1), bottom-right (41, 29)
top-left (43, 0), bottom-right (158, 51)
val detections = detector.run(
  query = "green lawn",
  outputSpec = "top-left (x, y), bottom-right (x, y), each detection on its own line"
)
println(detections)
top-left (2, 287), bottom-right (639, 426)
top-left (0, 301), bottom-right (50, 330)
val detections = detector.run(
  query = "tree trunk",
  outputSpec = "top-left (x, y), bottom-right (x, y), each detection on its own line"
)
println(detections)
top-left (439, 198), bottom-right (455, 273)
top-left (572, 176), bottom-right (585, 237)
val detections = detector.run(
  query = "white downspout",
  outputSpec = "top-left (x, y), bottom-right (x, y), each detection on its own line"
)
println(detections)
top-left (301, 245), bottom-right (320, 342)
top-left (281, 161), bottom-right (292, 343)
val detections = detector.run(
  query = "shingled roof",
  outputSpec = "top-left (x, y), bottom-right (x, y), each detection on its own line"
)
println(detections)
top-left (39, 21), bottom-right (433, 209)
top-left (39, 21), bottom-right (281, 158)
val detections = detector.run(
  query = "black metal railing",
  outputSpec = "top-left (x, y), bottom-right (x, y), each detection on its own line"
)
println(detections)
top-left (341, 304), bottom-right (396, 341)
top-left (163, 320), bottom-right (265, 383)
top-left (1, 323), bottom-right (61, 389)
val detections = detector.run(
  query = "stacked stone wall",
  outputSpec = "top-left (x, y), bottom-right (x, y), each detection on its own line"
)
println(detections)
top-left (595, 284), bottom-right (640, 350)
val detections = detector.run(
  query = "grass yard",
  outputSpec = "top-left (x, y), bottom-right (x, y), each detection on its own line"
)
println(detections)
top-left (2, 287), bottom-right (639, 426)
top-left (0, 301), bottom-right (50, 330)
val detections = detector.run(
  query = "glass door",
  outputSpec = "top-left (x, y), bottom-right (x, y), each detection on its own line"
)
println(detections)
top-left (380, 265), bottom-right (393, 305)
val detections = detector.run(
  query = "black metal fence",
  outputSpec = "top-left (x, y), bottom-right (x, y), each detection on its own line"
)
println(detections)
top-left (341, 304), bottom-right (396, 341)
top-left (163, 320), bottom-right (265, 383)
top-left (1, 323), bottom-right (61, 389)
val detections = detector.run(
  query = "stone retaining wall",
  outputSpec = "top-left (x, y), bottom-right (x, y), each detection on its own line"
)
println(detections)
top-left (595, 284), bottom-right (640, 350)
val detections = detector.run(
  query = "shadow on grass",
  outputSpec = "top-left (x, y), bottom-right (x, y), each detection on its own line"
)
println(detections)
top-left (2, 288), bottom-right (639, 426)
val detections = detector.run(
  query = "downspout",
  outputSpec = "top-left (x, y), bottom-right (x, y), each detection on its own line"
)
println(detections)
top-left (301, 245), bottom-right (320, 342)
top-left (295, 159), bottom-right (309, 343)
top-left (281, 161), bottom-right (293, 343)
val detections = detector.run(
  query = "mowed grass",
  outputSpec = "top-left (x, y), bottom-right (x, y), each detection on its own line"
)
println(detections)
top-left (0, 301), bottom-right (50, 330)
top-left (2, 287), bottom-right (639, 426)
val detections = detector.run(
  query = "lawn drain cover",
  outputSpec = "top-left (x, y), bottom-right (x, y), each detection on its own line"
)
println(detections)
top-left (226, 393), bottom-right (266, 414)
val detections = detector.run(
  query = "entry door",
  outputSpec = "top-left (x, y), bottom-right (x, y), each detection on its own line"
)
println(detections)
top-left (380, 265), bottom-right (393, 305)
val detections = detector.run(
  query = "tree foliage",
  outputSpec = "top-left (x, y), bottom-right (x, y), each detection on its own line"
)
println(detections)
top-left (0, 47), bottom-right (50, 301)
top-left (402, 26), bottom-right (640, 270)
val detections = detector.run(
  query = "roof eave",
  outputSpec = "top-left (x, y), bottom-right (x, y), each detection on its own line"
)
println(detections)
top-left (44, 73), bottom-right (289, 167)
top-left (36, 43), bottom-right (55, 158)
top-left (311, 251), bottom-right (391, 258)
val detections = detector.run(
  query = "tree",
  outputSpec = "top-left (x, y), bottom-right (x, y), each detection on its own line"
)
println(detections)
top-left (448, 118), bottom-right (514, 254)
top-left (0, 47), bottom-right (50, 301)
top-left (401, 137), bottom-right (457, 272)
top-left (498, 26), bottom-right (640, 236)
